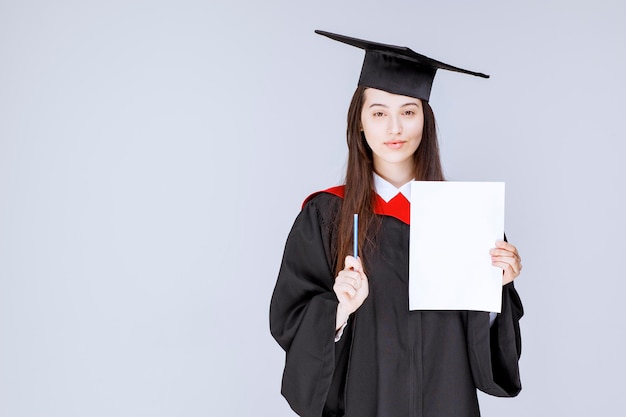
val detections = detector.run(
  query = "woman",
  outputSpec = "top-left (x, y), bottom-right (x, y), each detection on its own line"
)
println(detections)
top-left (270, 30), bottom-right (523, 417)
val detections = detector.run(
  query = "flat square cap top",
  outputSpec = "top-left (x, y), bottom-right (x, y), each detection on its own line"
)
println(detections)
top-left (315, 30), bottom-right (489, 101)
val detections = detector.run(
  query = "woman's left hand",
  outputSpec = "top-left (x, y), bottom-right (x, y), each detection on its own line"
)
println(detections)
top-left (490, 240), bottom-right (522, 285)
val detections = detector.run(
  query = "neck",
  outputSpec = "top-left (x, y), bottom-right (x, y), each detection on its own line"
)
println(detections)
top-left (374, 160), bottom-right (414, 188)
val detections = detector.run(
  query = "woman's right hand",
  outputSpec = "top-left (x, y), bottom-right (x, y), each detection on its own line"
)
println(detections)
top-left (333, 256), bottom-right (369, 330)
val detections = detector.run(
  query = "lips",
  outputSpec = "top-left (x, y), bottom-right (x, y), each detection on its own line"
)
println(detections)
top-left (384, 140), bottom-right (406, 149)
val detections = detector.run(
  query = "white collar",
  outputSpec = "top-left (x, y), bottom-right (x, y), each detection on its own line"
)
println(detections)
top-left (374, 173), bottom-right (413, 203)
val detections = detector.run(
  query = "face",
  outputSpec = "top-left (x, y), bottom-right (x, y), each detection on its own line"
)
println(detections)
top-left (360, 88), bottom-right (424, 175)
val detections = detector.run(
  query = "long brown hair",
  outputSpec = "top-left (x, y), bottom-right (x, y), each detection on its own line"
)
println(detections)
top-left (334, 86), bottom-right (444, 275)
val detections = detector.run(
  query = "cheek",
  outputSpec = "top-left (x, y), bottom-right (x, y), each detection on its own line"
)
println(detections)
top-left (360, 120), bottom-right (380, 142)
top-left (407, 118), bottom-right (425, 139)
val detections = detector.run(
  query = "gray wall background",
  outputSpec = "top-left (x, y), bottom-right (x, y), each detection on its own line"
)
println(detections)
top-left (1, 1), bottom-right (624, 416)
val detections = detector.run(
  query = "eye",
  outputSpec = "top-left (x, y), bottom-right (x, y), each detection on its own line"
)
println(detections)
top-left (403, 110), bottom-right (415, 116)
top-left (373, 111), bottom-right (385, 117)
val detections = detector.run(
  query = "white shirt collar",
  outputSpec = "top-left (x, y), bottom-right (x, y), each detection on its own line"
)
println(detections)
top-left (374, 172), bottom-right (413, 203)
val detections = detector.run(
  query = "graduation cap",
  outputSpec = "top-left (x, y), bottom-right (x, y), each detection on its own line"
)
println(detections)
top-left (315, 30), bottom-right (489, 101)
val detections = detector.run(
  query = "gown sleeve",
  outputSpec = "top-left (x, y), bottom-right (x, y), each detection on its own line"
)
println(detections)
top-left (269, 196), bottom-right (347, 417)
top-left (466, 282), bottom-right (524, 397)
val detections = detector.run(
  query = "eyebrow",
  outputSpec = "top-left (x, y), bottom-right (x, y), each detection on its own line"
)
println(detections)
top-left (368, 102), bottom-right (420, 108)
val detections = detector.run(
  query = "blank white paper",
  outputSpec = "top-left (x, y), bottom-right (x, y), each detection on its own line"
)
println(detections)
top-left (409, 181), bottom-right (505, 313)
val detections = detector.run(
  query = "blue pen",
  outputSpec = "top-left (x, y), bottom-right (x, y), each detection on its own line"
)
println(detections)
top-left (353, 213), bottom-right (358, 258)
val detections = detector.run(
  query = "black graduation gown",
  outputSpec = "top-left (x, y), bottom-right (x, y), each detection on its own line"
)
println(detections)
top-left (270, 188), bottom-right (523, 417)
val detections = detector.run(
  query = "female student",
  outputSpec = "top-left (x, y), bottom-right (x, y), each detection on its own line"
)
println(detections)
top-left (270, 30), bottom-right (523, 417)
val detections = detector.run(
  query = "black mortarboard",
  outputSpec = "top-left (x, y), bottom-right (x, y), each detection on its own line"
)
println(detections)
top-left (315, 30), bottom-right (489, 101)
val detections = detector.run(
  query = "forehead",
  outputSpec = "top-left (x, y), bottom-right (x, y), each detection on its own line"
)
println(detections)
top-left (363, 88), bottom-right (421, 105)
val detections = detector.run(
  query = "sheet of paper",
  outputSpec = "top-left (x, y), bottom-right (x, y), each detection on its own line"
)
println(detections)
top-left (409, 181), bottom-right (504, 313)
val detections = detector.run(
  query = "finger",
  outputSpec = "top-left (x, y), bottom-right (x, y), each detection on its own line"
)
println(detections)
top-left (337, 271), bottom-right (362, 289)
top-left (491, 253), bottom-right (521, 265)
top-left (333, 283), bottom-right (357, 298)
top-left (495, 240), bottom-right (519, 255)
top-left (344, 255), bottom-right (363, 272)
top-left (491, 255), bottom-right (520, 271)
top-left (492, 259), bottom-right (520, 276)
top-left (335, 276), bottom-right (356, 291)
top-left (337, 270), bottom-right (360, 279)
top-left (489, 248), bottom-right (521, 261)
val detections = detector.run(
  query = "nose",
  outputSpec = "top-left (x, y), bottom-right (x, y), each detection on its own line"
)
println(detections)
top-left (387, 115), bottom-right (402, 135)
